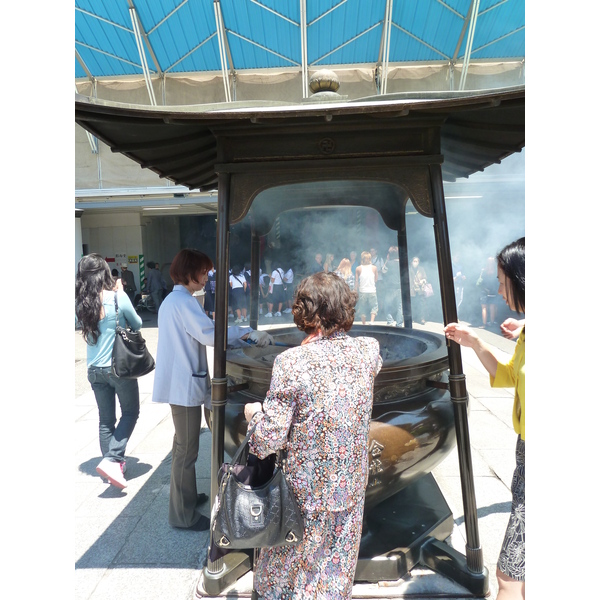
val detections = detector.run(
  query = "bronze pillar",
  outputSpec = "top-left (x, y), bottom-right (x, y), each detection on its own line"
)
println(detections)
top-left (397, 209), bottom-right (412, 328)
top-left (250, 224), bottom-right (260, 331)
top-left (429, 164), bottom-right (485, 576)
top-left (202, 172), bottom-right (252, 594)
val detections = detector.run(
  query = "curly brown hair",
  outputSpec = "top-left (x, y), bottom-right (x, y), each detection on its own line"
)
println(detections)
top-left (292, 272), bottom-right (358, 336)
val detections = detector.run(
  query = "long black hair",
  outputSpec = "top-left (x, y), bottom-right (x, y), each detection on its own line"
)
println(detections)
top-left (75, 253), bottom-right (115, 345)
top-left (497, 237), bottom-right (525, 314)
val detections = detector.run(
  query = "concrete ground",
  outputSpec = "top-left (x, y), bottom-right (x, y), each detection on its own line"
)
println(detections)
top-left (74, 309), bottom-right (519, 599)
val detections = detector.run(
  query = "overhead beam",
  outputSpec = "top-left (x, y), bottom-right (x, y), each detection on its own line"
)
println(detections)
top-left (391, 21), bottom-right (449, 61)
top-left (458, 0), bottom-right (480, 90)
top-left (379, 0), bottom-right (394, 95)
top-left (128, 5), bottom-right (157, 104)
top-left (164, 32), bottom-right (218, 73)
top-left (308, 0), bottom-right (349, 25)
top-left (127, 0), bottom-right (162, 77)
top-left (472, 26), bottom-right (525, 57)
top-left (214, 0), bottom-right (232, 102)
top-left (313, 22), bottom-right (381, 65)
top-left (300, 0), bottom-right (308, 98)
top-left (226, 30), bottom-right (299, 66)
top-left (75, 49), bottom-right (94, 82)
top-left (75, 41), bottom-right (142, 71)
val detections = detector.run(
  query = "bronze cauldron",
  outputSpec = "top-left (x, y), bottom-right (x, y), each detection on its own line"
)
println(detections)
top-left (220, 325), bottom-right (456, 513)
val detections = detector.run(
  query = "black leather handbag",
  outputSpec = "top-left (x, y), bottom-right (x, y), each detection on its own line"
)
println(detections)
top-left (111, 295), bottom-right (155, 379)
top-left (211, 422), bottom-right (304, 550)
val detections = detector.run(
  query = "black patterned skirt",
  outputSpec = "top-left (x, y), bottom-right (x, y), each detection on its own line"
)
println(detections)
top-left (498, 435), bottom-right (525, 581)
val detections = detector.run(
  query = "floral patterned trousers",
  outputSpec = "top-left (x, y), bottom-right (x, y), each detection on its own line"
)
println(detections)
top-left (498, 435), bottom-right (525, 581)
top-left (255, 496), bottom-right (365, 599)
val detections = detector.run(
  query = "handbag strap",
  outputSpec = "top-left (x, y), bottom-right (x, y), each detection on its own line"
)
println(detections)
top-left (229, 422), bottom-right (258, 467)
top-left (112, 293), bottom-right (121, 328)
top-left (113, 292), bottom-right (130, 330)
top-left (223, 421), bottom-right (286, 482)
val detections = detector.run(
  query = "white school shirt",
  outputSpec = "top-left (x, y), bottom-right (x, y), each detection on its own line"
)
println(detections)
top-left (283, 268), bottom-right (294, 284)
top-left (152, 285), bottom-right (251, 408)
top-left (229, 273), bottom-right (246, 289)
top-left (271, 268), bottom-right (284, 285)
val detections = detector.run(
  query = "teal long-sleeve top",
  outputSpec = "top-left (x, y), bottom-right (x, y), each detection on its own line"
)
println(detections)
top-left (82, 289), bottom-right (143, 368)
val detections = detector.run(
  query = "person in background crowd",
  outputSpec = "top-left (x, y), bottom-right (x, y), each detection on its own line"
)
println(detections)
top-left (348, 251), bottom-right (358, 274)
top-left (310, 253), bottom-right (324, 274)
top-left (477, 256), bottom-right (500, 328)
top-left (370, 247), bottom-right (386, 320)
top-left (452, 254), bottom-right (466, 321)
top-left (75, 253), bottom-right (143, 489)
top-left (381, 246), bottom-right (403, 327)
top-left (444, 237), bottom-right (525, 600)
top-left (120, 262), bottom-right (137, 304)
top-left (244, 272), bottom-right (382, 598)
top-left (355, 251), bottom-right (378, 325)
top-left (334, 257), bottom-right (355, 290)
top-left (229, 264), bottom-right (248, 323)
top-left (204, 267), bottom-right (216, 320)
top-left (323, 253), bottom-right (335, 273)
top-left (147, 261), bottom-right (167, 312)
top-left (283, 264), bottom-right (295, 313)
top-left (409, 256), bottom-right (428, 325)
top-left (243, 262), bottom-right (253, 311)
top-left (265, 263), bottom-right (286, 318)
top-left (111, 268), bottom-right (122, 292)
top-left (152, 249), bottom-right (273, 531)
top-left (259, 268), bottom-right (271, 315)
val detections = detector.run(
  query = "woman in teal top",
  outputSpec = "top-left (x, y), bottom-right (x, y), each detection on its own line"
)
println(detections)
top-left (76, 254), bottom-right (143, 490)
top-left (445, 238), bottom-right (525, 600)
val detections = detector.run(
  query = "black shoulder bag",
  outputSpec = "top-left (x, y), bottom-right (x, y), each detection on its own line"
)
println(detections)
top-left (112, 294), bottom-right (155, 379)
top-left (211, 422), bottom-right (304, 550)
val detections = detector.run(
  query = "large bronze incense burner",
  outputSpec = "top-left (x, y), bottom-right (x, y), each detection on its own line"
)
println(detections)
top-left (223, 326), bottom-right (455, 513)
top-left (75, 83), bottom-right (524, 596)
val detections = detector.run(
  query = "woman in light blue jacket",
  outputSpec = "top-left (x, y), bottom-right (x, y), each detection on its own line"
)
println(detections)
top-left (152, 249), bottom-right (272, 530)
top-left (76, 253), bottom-right (143, 489)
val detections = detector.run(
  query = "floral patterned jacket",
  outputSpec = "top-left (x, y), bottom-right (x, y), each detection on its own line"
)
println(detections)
top-left (248, 331), bottom-right (382, 512)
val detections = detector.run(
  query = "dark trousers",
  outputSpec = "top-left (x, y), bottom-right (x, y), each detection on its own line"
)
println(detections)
top-left (169, 404), bottom-right (205, 528)
top-left (385, 287), bottom-right (403, 324)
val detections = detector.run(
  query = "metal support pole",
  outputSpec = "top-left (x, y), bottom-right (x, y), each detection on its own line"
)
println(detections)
top-left (397, 209), bottom-right (412, 328)
top-left (206, 171), bottom-right (231, 576)
top-left (201, 173), bottom-right (252, 596)
top-left (429, 164), bottom-right (484, 575)
top-left (250, 224), bottom-right (260, 331)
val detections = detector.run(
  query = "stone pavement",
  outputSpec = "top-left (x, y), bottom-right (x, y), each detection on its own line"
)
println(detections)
top-left (75, 310), bottom-right (518, 599)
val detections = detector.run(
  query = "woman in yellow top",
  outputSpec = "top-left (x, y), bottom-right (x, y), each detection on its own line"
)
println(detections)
top-left (444, 237), bottom-right (525, 600)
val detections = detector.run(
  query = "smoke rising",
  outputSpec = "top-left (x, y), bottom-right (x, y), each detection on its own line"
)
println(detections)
top-left (220, 150), bottom-right (525, 325)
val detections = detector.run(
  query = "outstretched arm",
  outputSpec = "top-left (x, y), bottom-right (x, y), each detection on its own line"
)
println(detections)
top-left (444, 322), bottom-right (505, 378)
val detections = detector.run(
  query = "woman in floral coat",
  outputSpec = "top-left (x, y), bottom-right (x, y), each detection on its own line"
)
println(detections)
top-left (244, 271), bottom-right (382, 599)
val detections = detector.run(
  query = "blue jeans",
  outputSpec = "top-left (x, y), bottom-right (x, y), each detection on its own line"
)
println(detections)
top-left (87, 366), bottom-right (140, 462)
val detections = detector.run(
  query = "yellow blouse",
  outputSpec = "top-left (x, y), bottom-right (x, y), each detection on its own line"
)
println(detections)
top-left (490, 329), bottom-right (525, 440)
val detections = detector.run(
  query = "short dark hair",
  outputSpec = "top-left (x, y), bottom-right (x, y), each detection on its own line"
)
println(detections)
top-left (170, 249), bottom-right (213, 286)
top-left (292, 272), bottom-right (358, 336)
top-left (496, 237), bottom-right (525, 314)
